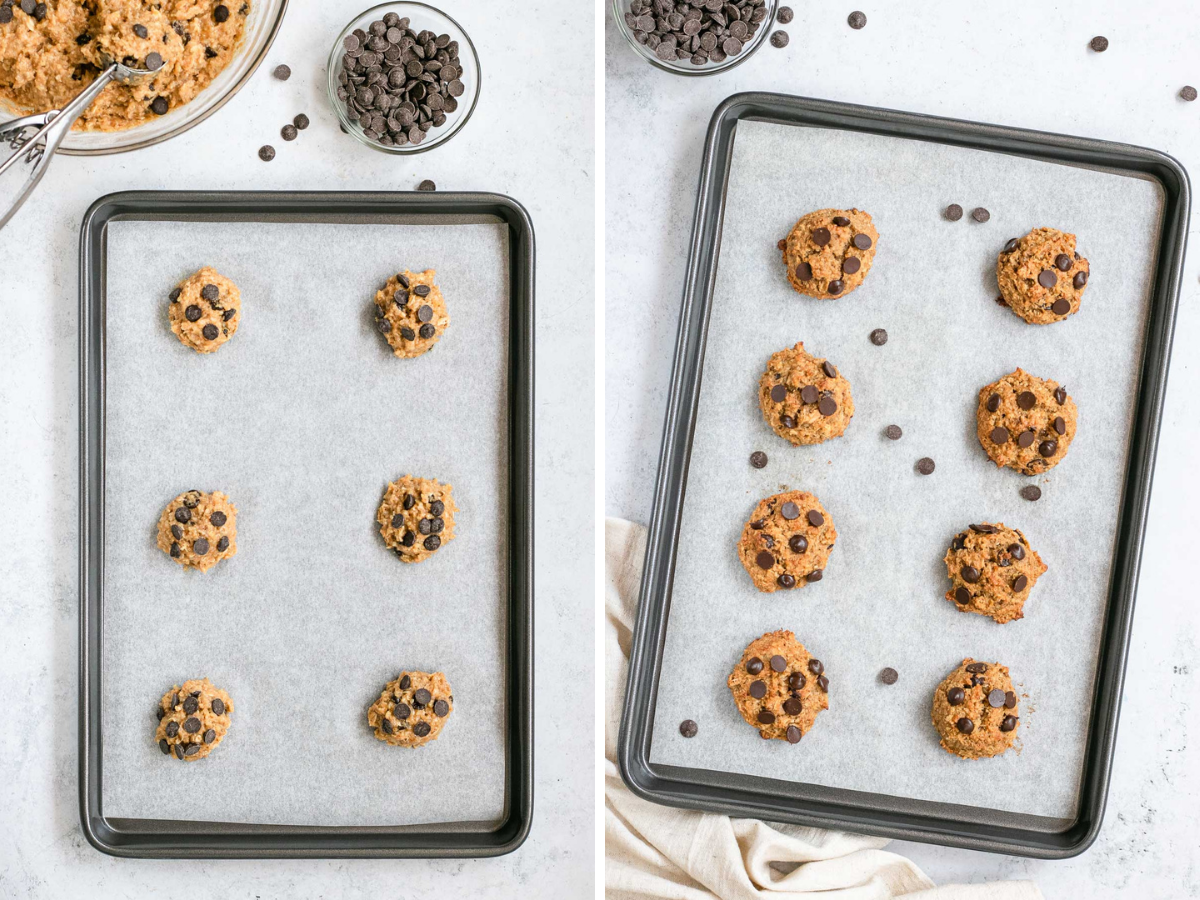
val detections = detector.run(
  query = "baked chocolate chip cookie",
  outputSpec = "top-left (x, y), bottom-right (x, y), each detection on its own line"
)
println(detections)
top-left (155, 490), bottom-right (237, 572)
top-left (155, 678), bottom-right (233, 761)
top-left (168, 267), bottom-right (240, 353)
top-left (367, 670), bottom-right (453, 748)
top-left (737, 490), bottom-right (836, 592)
top-left (376, 475), bottom-right (457, 562)
top-left (976, 369), bottom-right (1077, 475)
top-left (943, 523), bottom-right (1047, 623)
top-left (996, 228), bottom-right (1089, 324)
top-left (780, 208), bottom-right (878, 299)
top-left (727, 630), bottom-right (829, 743)
top-left (757, 342), bottom-right (854, 445)
top-left (931, 659), bottom-right (1020, 759)
top-left (373, 269), bottom-right (449, 358)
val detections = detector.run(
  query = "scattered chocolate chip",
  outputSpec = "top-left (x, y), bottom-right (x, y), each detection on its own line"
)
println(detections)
top-left (1089, 35), bottom-right (1108, 52)
top-left (986, 393), bottom-right (1000, 413)
top-left (788, 534), bottom-right (808, 553)
top-left (786, 724), bottom-right (802, 743)
top-left (776, 5), bottom-right (793, 23)
top-left (794, 262), bottom-right (813, 280)
top-left (916, 457), bottom-right (935, 475)
top-left (746, 657), bottom-right (763, 675)
top-left (884, 424), bottom-right (902, 440)
top-left (679, 719), bottom-right (698, 738)
top-left (990, 426), bottom-right (1010, 445)
top-left (1182, 85), bottom-right (1198, 102)
top-left (1000, 715), bottom-right (1018, 732)
top-left (769, 30), bottom-right (788, 48)
top-left (945, 204), bottom-right (964, 221)
top-left (750, 450), bottom-right (768, 468)
top-left (971, 207), bottom-right (989, 223)
top-left (954, 586), bottom-right (971, 604)
top-left (273, 63), bottom-right (291, 80)
top-left (879, 667), bottom-right (898, 685)
top-left (868, 328), bottom-right (888, 346)
top-left (811, 227), bottom-right (830, 246)
top-left (755, 550), bottom-right (775, 570)
top-left (961, 565), bottom-right (980, 584)
top-left (947, 687), bottom-right (965, 705)
top-left (956, 717), bottom-right (975, 734)
top-left (780, 501), bottom-right (800, 520)
top-left (258, 145), bottom-right (275, 161)
top-left (847, 10), bottom-right (866, 28)
top-left (817, 396), bottom-right (838, 416)
top-left (281, 123), bottom-right (298, 141)
top-left (418, 179), bottom-right (437, 191)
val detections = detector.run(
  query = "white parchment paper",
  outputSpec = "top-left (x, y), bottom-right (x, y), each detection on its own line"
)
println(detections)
top-left (648, 122), bottom-right (1163, 820)
top-left (101, 217), bottom-right (510, 827)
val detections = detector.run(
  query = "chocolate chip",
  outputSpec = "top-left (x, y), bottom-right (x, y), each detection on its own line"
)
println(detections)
top-left (1008, 542), bottom-right (1025, 561)
top-left (159, 739), bottom-right (170, 754)
top-left (756, 710), bottom-right (776, 726)
top-left (1020, 485), bottom-right (1042, 501)
top-left (417, 179), bottom-right (436, 191)
top-left (132, 22), bottom-right (148, 37)
top-left (755, 550), bottom-right (775, 570)
top-left (391, 700), bottom-right (411, 720)
top-left (184, 744), bottom-right (200, 757)
top-left (1089, 35), bottom-right (1108, 52)
top-left (182, 696), bottom-right (199, 715)
top-left (272, 63), bottom-right (291, 80)
top-left (971, 207), bottom-right (990, 223)
top-left (679, 719), bottom-right (698, 738)
top-left (201, 324), bottom-right (218, 341)
top-left (182, 716), bottom-right (201, 734)
top-left (1054, 386), bottom-right (1067, 405)
top-left (780, 501), bottom-right (800, 520)
top-left (777, 572), bottom-right (796, 589)
top-left (170, 524), bottom-right (182, 540)
top-left (433, 699), bottom-right (449, 717)
top-left (1017, 390), bottom-right (1036, 410)
top-left (885, 424), bottom-right (902, 440)
top-left (916, 457), bottom-right (935, 475)
top-left (183, 304), bottom-right (202, 322)
top-left (293, 113), bottom-right (310, 131)
top-left (1073, 270), bottom-right (1088, 289)
top-left (819, 361), bottom-right (836, 380)
top-left (847, 10), bottom-right (866, 28)
top-left (165, 720), bottom-right (180, 737)
top-left (281, 123), bottom-right (298, 141)
top-left (788, 534), bottom-right (808, 554)
top-left (1037, 269), bottom-right (1057, 288)
top-left (401, 531), bottom-right (415, 547)
top-left (1052, 416), bottom-right (1066, 436)
top-left (954, 586), bottom-right (971, 604)
top-left (802, 509), bottom-right (823, 528)
top-left (782, 697), bottom-right (802, 715)
top-left (766, 655), bottom-right (786, 674)
top-left (750, 519), bottom-right (765, 530)
top-left (0, 6), bottom-right (11, 21)
top-left (746, 657), bottom-right (763, 675)
top-left (1182, 85), bottom-right (1198, 101)
top-left (417, 304), bottom-right (433, 323)
top-left (779, 414), bottom-right (796, 429)
top-left (419, 323), bottom-right (436, 339)
top-left (961, 565), bottom-right (980, 584)
top-left (223, 309), bottom-right (236, 321)
top-left (145, 51), bottom-right (163, 71)
top-left (213, 3), bottom-right (228, 21)
top-left (805, 569), bottom-right (823, 583)
top-left (986, 393), bottom-right (1000, 413)
top-left (1000, 715), bottom-right (1018, 732)
top-left (1005, 691), bottom-right (1017, 709)
top-left (430, 499), bottom-right (445, 517)
top-left (852, 233), bottom-right (872, 250)
top-left (200, 728), bottom-right (215, 744)
top-left (209, 510), bottom-right (227, 527)
top-left (795, 262), bottom-right (813, 280)
top-left (216, 536), bottom-right (229, 552)
top-left (1051, 298), bottom-right (1071, 315)
top-left (971, 523), bottom-right (998, 534)
top-left (403, 493), bottom-right (415, 510)
top-left (174, 744), bottom-right (185, 759)
top-left (392, 514), bottom-right (406, 531)
top-left (413, 688), bottom-right (432, 707)
top-left (169, 542), bottom-right (181, 557)
top-left (990, 426), bottom-right (1009, 445)
top-left (769, 30), bottom-right (788, 48)
top-left (982, 689), bottom-right (1005, 709)
top-left (424, 534), bottom-right (441, 551)
top-left (212, 698), bottom-right (225, 715)
top-left (879, 667), bottom-right (898, 685)
top-left (1003, 238), bottom-right (1019, 253)
top-left (193, 538), bottom-right (209, 555)
top-left (381, 717), bottom-right (394, 734)
top-left (827, 280), bottom-right (844, 295)
top-left (750, 450), bottom-right (768, 468)
top-left (1039, 439), bottom-right (1058, 457)
top-left (965, 662), bottom-right (987, 673)
top-left (786, 725), bottom-right (802, 743)
top-left (399, 674), bottom-right (412, 691)
top-left (808, 658), bottom-right (823, 676)
top-left (800, 385), bottom-right (819, 404)
top-left (1012, 573), bottom-right (1029, 592)
top-left (776, 5), bottom-right (793, 23)
top-left (945, 204), bottom-right (964, 221)
top-left (258, 145), bottom-right (275, 161)
top-left (788, 672), bottom-right (806, 691)
top-left (413, 722), bottom-right (431, 737)
top-left (174, 506), bottom-right (191, 524)
top-left (956, 717), bottom-right (975, 734)
top-left (817, 396), bottom-right (838, 416)
top-left (811, 227), bottom-right (830, 246)
top-left (1017, 430), bottom-right (1035, 448)
top-left (1054, 253), bottom-right (1072, 271)
top-left (869, 328), bottom-right (887, 346)
top-left (947, 687), bottom-right (965, 705)
top-left (769, 384), bottom-right (787, 403)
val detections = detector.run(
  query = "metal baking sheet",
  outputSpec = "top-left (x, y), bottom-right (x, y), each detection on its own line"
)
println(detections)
top-left (80, 190), bottom-right (534, 858)
top-left (618, 94), bottom-right (1189, 858)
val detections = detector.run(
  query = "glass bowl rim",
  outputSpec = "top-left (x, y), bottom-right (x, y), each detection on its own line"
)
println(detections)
top-left (610, 0), bottom-right (777, 77)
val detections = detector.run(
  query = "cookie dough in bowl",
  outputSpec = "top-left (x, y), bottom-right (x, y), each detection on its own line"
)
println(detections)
top-left (737, 490), bottom-right (836, 592)
top-left (155, 677), bottom-right (233, 760)
top-left (976, 369), bottom-right (1077, 475)
top-left (155, 489), bottom-right (237, 571)
top-left (168, 266), bottom-right (240, 352)
top-left (727, 630), bottom-right (829, 743)
top-left (931, 659), bottom-right (1020, 760)
top-left (996, 227), bottom-right (1089, 324)
top-left (943, 522), bottom-right (1047, 623)
top-left (367, 670), bottom-right (453, 748)
top-left (780, 208), bottom-right (878, 299)
top-left (757, 341), bottom-right (854, 445)
top-left (0, 0), bottom-right (251, 131)
top-left (373, 269), bottom-right (449, 358)
top-left (376, 475), bottom-right (457, 562)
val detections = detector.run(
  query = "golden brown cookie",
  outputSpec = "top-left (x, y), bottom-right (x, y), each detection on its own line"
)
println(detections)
top-left (943, 523), bottom-right (1047, 623)
top-left (367, 670), bottom-right (453, 748)
top-left (976, 369), bottom-right (1077, 475)
top-left (996, 228), bottom-right (1090, 324)
top-left (757, 342), bottom-right (854, 445)
top-left (780, 208), bottom-right (878, 299)
top-left (168, 267), bottom-right (240, 353)
top-left (155, 490), bottom-right (237, 572)
top-left (372, 269), bottom-right (449, 358)
top-left (727, 630), bottom-right (829, 743)
top-left (931, 659), bottom-right (1019, 759)
top-left (736, 490), bottom-right (836, 592)
top-left (376, 475), bottom-right (457, 563)
top-left (155, 678), bottom-right (233, 761)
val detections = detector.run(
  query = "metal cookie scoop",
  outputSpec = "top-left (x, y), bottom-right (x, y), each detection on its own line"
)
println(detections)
top-left (0, 53), bottom-right (163, 231)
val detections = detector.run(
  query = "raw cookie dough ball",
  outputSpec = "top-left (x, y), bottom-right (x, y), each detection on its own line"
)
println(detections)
top-left (781, 208), bottom-right (878, 299)
top-left (943, 522), bottom-right (1047, 623)
top-left (367, 670), bottom-right (454, 748)
top-left (168, 267), bottom-right (240, 353)
top-left (727, 630), bottom-right (829, 743)
top-left (376, 475), bottom-right (458, 563)
top-left (737, 490), bottom-right (836, 593)
top-left (931, 659), bottom-right (1019, 759)
top-left (155, 678), bottom-right (233, 761)
top-left (373, 269), bottom-right (449, 358)
top-left (155, 490), bottom-right (238, 572)
top-left (996, 228), bottom-right (1090, 324)
top-left (758, 342), bottom-right (854, 445)
top-left (976, 369), bottom-right (1077, 475)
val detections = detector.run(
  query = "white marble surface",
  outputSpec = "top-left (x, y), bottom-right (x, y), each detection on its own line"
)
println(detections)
top-left (605, 2), bottom-right (1200, 895)
top-left (0, 0), bottom-right (594, 895)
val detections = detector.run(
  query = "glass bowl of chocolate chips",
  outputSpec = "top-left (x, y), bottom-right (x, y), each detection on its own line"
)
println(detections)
top-left (613, 0), bottom-right (776, 75)
top-left (327, 2), bottom-right (479, 153)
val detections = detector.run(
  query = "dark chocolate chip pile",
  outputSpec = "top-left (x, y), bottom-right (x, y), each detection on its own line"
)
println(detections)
top-left (337, 13), bottom-right (465, 146)
top-left (624, 0), bottom-right (769, 67)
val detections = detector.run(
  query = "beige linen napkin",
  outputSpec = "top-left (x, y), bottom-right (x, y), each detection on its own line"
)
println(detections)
top-left (605, 518), bottom-right (1042, 900)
